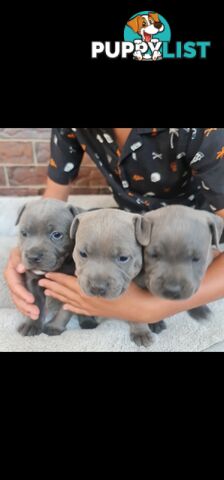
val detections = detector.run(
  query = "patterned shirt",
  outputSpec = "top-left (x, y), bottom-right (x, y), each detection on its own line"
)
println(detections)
top-left (48, 128), bottom-right (224, 213)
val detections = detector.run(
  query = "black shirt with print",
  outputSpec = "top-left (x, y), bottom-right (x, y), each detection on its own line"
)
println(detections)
top-left (49, 128), bottom-right (224, 213)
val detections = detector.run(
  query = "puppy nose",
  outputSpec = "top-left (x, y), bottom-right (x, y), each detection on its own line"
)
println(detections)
top-left (90, 286), bottom-right (107, 297)
top-left (164, 284), bottom-right (182, 298)
top-left (155, 22), bottom-right (162, 28)
top-left (26, 252), bottom-right (43, 264)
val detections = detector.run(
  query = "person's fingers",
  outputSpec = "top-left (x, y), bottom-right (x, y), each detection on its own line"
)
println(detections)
top-left (10, 279), bottom-right (35, 304)
top-left (45, 272), bottom-right (78, 289)
top-left (44, 290), bottom-right (69, 304)
top-left (40, 280), bottom-right (77, 302)
top-left (16, 263), bottom-right (26, 274)
top-left (11, 294), bottom-right (40, 320)
top-left (10, 248), bottom-right (25, 271)
top-left (4, 250), bottom-right (35, 304)
top-left (44, 290), bottom-right (86, 313)
top-left (5, 262), bottom-right (34, 303)
top-left (11, 295), bottom-right (27, 316)
top-left (63, 304), bottom-right (89, 316)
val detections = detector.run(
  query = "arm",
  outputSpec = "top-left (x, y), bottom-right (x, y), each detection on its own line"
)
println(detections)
top-left (217, 209), bottom-right (224, 219)
top-left (38, 210), bottom-right (224, 325)
top-left (38, 207), bottom-right (224, 324)
top-left (188, 128), bottom-right (224, 214)
top-left (38, 246), bottom-right (224, 324)
top-left (43, 177), bottom-right (71, 201)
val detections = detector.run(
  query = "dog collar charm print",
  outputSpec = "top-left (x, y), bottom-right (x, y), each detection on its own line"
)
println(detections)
top-left (91, 10), bottom-right (211, 61)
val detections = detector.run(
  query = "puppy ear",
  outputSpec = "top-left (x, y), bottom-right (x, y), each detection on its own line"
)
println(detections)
top-left (15, 204), bottom-right (27, 226)
top-left (134, 214), bottom-right (153, 247)
top-left (206, 213), bottom-right (224, 250)
top-left (70, 217), bottom-right (81, 240)
top-left (149, 13), bottom-right (159, 23)
top-left (67, 205), bottom-right (85, 218)
top-left (127, 15), bottom-right (141, 33)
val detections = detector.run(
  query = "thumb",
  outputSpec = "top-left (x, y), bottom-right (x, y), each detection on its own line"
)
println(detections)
top-left (16, 263), bottom-right (26, 274)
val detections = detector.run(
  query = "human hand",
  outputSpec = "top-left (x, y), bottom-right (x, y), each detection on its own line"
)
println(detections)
top-left (4, 247), bottom-right (40, 320)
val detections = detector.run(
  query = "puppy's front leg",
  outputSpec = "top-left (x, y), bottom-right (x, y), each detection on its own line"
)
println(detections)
top-left (18, 274), bottom-right (46, 337)
top-left (43, 312), bottom-right (99, 335)
top-left (149, 321), bottom-right (167, 334)
top-left (43, 309), bottom-right (73, 336)
top-left (188, 305), bottom-right (212, 321)
top-left (77, 315), bottom-right (99, 330)
top-left (129, 322), bottom-right (155, 348)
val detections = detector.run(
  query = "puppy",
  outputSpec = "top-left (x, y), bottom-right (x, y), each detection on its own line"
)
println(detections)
top-left (127, 12), bottom-right (164, 61)
top-left (127, 13), bottom-right (164, 42)
top-left (70, 209), bottom-right (155, 347)
top-left (135, 205), bottom-right (224, 332)
top-left (16, 199), bottom-right (97, 336)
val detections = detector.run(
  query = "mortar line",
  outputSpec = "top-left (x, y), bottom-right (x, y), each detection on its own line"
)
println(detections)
top-left (3, 166), bottom-right (10, 186)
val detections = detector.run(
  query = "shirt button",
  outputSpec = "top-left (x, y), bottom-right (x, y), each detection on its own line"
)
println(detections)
top-left (151, 172), bottom-right (161, 183)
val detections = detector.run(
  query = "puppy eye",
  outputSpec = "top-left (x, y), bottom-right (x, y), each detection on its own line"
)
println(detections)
top-left (50, 232), bottom-right (64, 241)
top-left (117, 256), bottom-right (130, 264)
top-left (149, 252), bottom-right (159, 259)
top-left (192, 256), bottom-right (200, 263)
top-left (21, 230), bottom-right (28, 238)
top-left (80, 251), bottom-right (88, 258)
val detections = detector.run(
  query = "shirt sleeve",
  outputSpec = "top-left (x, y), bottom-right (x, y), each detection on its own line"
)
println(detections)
top-left (187, 128), bottom-right (224, 212)
top-left (48, 128), bottom-right (84, 185)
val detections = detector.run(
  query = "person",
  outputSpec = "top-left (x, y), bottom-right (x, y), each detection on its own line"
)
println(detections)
top-left (4, 128), bottom-right (224, 325)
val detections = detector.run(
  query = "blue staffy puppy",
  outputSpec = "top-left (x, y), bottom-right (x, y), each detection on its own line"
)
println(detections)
top-left (16, 199), bottom-right (97, 336)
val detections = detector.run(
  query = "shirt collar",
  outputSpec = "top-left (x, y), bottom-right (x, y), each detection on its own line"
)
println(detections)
top-left (118, 128), bottom-right (167, 162)
top-left (136, 128), bottom-right (167, 134)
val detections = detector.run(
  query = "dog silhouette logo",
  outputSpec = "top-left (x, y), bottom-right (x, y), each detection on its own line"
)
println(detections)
top-left (124, 11), bottom-right (171, 61)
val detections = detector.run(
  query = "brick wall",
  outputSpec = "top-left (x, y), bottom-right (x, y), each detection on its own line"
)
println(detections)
top-left (0, 128), bottom-right (110, 196)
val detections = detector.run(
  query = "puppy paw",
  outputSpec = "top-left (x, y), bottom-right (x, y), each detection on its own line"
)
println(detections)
top-left (43, 325), bottom-right (64, 336)
top-left (188, 305), bottom-right (212, 321)
top-left (133, 51), bottom-right (143, 61)
top-left (78, 316), bottom-right (98, 330)
top-left (152, 50), bottom-right (162, 61)
top-left (18, 322), bottom-right (43, 337)
top-left (130, 330), bottom-right (155, 348)
top-left (149, 321), bottom-right (167, 335)
top-left (130, 323), bottom-right (155, 347)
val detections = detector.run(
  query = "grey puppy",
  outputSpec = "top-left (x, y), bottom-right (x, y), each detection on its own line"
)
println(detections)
top-left (135, 205), bottom-right (224, 331)
top-left (70, 209), bottom-right (155, 347)
top-left (16, 199), bottom-right (97, 336)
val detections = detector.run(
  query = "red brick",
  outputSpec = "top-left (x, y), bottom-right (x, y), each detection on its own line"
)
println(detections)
top-left (82, 153), bottom-right (94, 166)
top-left (0, 167), bottom-right (6, 185)
top-left (70, 187), bottom-right (112, 195)
top-left (7, 166), bottom-right (48, 186)
top-left (0, 128), bottom-right (51, 139)
top-left (0, 187), bottom-right (45, 196)
top-left (0, 142), bottom-right (33, 164)
top-left (35, 142), bottom-right (51, 164)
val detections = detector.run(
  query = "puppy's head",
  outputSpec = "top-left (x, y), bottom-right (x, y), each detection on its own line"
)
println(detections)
top-left (16, 199), bottom-right (82, 274)
top-left (136, 206), bottom-right (224, 300)
top-left (127, 13), bottom-right (164, 41)
top-left (70, 209), bottom-right (143, 299)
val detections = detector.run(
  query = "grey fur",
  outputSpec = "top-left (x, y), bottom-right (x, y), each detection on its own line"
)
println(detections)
top-left (71, 209), bottom-right (155, 347)
top-left (16, 199), bottom-right (97, 336)
top-left (136, 205), bottom-right (224, 329)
